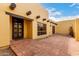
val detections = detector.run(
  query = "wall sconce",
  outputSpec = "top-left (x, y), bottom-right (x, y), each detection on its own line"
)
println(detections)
top-left (9, 3), bottom-right (16, 10)
top-left (36, 15), bottom-right (40, 19)
top-left (47, 20), bottom-right (49, 22)
top-left (43, 18), bottom-right (46, 21)
top-left (26, 11), bottom-right (32, 16)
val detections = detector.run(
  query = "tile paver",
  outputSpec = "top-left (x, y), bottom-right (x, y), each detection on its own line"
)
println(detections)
top-left (10, 34), bottom-right (71, 56)
top-left (0, 47), bottom-right (15, 56)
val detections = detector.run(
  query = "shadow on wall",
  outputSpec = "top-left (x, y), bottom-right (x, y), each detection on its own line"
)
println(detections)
top-left (69, 26), bottom-right (74, 37)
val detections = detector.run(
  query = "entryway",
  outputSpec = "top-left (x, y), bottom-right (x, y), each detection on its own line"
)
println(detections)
top-left (52, 26), bottom-right (55, 34)
top-left (12, 17), bottom-right (24, 40)
top-left (6, 12), bottom-right (33, 40)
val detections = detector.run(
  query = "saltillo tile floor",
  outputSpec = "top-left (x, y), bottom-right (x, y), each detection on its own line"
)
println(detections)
top-left (10, 34), bottom-right (72, 56)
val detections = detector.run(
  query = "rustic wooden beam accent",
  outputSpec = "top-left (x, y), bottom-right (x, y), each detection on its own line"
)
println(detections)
top-left (5, 12), bottom-right (33, 21)
top-left (52, 22), bottom-right (58, 25)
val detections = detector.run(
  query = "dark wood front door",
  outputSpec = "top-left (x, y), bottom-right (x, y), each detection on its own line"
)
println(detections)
top-left (12, 17), bottom-right (24, 39)
top-left (52, 26), bottom-right (55, 34)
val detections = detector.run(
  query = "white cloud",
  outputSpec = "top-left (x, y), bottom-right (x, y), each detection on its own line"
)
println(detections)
top-left (55, 15), bottom-right (79, 22)
top-left (69, 3), bottom-right (79, 8)
top-left (46, 8), bottom-right (62, 17)
top-left (48, 13), bottom-right (79, 22)
top-left (53, 11), bottom-right (62, 16)
top-left (46, 8), bottom-right (62, 22)
top-left (70, 3), bottom-right (76, 7)
top-left (46, 7), bottom-right (79, 22)
top-left (49, 16), bottom-right (56, 20)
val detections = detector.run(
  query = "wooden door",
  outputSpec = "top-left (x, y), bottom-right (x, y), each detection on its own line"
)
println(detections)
top-left (12, 17), bottom-right (24, 39)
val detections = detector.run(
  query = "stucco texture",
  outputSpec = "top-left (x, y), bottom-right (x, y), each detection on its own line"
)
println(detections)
top-left (0, 3), bottom-right (55, 47)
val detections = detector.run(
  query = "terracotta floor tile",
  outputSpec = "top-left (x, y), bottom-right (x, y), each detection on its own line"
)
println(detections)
top-left (10, 34), bottom-right (76, 56)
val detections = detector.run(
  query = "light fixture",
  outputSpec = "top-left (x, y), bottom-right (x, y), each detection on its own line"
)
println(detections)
top-left (26, 11), bottom-right (32, 16)
top-left (36, 15), bottom-right (40, 19)
top-left (47, 20), bottom-right (49, 22)
top-left (43, 18), bottom-right (46, 21)
top-left (9, 3), bottom-right (16, 10)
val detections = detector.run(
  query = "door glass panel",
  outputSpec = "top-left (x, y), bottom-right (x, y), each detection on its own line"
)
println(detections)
top-left (14, 24), bottom-right (17, 28)
top-left (14, 23), bottom-right (18, 25)
top-left (14, 29), bottom-right (17, 32)
top-left (19, 29), bottom-right (22, 32)
top-left (12, 17), bottom-right (23, 39)
top-left (19, 33), bottom-right (22, 37)
top-left (19, 23), bottom-right (22, 28)
top-left (14, 33), bottom-right (17, 37)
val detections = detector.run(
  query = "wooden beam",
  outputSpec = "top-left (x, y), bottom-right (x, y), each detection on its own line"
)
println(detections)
top-left (5, 12), bottom-right (33, 21)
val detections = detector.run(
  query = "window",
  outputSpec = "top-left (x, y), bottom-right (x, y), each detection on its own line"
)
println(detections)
top-left (37, 22), bottom-right (46, 35)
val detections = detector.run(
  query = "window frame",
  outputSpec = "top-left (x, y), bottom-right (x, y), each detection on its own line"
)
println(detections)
top-left (37, 22), bottom-right (47, 36)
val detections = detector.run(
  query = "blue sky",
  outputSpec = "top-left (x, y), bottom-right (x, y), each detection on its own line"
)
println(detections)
top-left (41, 3), bottom-right (79, 21)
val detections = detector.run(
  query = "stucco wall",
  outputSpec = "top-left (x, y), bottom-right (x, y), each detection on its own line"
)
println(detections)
top-left (75, 19), bottom-right (79, 40)
top-left (32, 19), bottom-right (54, 39)
top-left (0, 3), bottom-right (54, 47)
top-left (0, 10), bottom-right (11, 47)
top-left (56, 20), bottom-right (76, 37)
top-left (0, 3), bottom-right (48, 19)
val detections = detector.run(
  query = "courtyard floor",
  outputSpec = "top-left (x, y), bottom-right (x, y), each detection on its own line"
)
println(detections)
top-left (0, 34), bottom-right (79, 56)
top-left (0, 47), bottom-right (15, 56)
top-left (10, 34), bottom-right (74, 56)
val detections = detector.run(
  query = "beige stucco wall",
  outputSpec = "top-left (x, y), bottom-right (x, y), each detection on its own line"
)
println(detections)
top-left (0, 3), bottom-right (48, 19)
top-left (75, 19), bottom-right (79, 40)
top-left (52, 19), bottom-right (79, 41)
top-left (56, 20), bottom-right (76, 37)
top-left (32, 19), bottom-right (54, 39)
top-left (0, 10), bottom-right (11, 47)
top-left (0, 3), bottom-right (54, 47)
